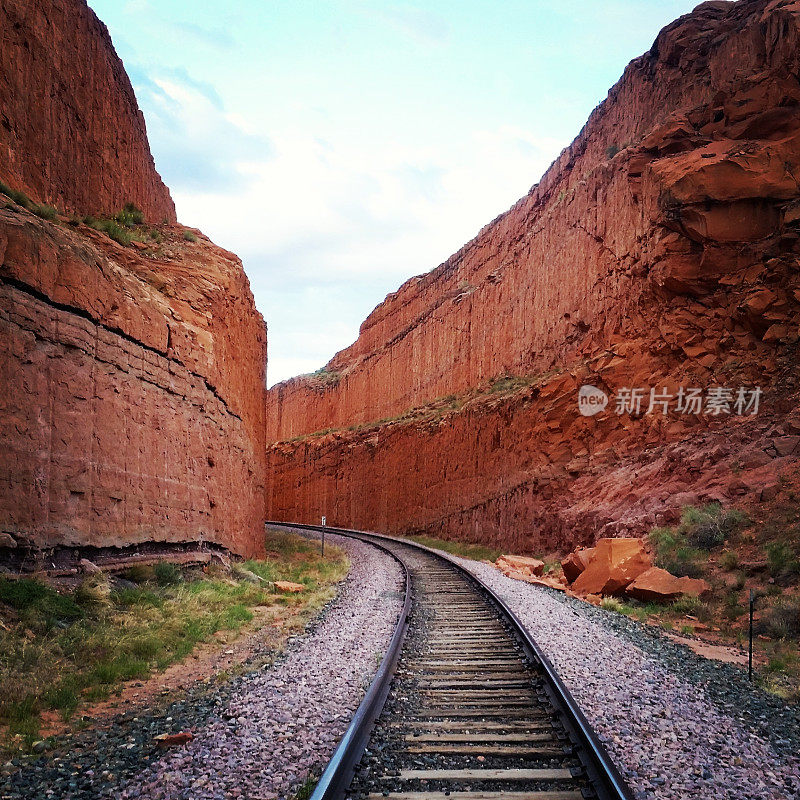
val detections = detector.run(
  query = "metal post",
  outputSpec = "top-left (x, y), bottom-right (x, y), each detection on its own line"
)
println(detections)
top-left (748, 589), bottom-right (755, 682)
top-left (321, 516), bottom-right (326, 557)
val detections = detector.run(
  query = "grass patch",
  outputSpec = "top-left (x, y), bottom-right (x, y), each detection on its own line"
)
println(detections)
top-left (0, 181), bottom-right (32, 209)
top-left (649, 503), bottom-right (746, 578)
top-left (183, 230), bottom-right (198, 243)
top-left (0, 529), bottom-right (347, 752)
top-left (154, 561), bottom-right (183, 586)
top-left (293, 775), bottom-right (318, 800)
top-left (758, 641), bottom-right (800, 701)
top-left (32, 204), bottom-right (58, 221)
top-left (84, 216), bottom-right (133, 246)
top-left (719, 550), bottom-right (739, 571)
top-left (765, 541), bottom-right (800, 582)
top-left (116, 202), bottom-right (145, 226)
top-left (757, 598), bottom-right (800, 640)
top-left (403, 533), bottom-right (502, 563)
top-left (600, 597), bottom-right (624, 613)
top-left (81, 204), bottom-right (155, 247)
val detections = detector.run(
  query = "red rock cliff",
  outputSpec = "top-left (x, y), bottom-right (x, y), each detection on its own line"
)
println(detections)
top-left (0, 0), bottom-right (266, 557)
top-left (266, 0), bottom-right (800, 550)
top-left (0, 0), bottom-right (175, 222)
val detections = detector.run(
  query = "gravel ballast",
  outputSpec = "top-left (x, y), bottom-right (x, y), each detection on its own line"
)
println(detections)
top-left (449, 554), bottom-right (800, 800)
top-left (0, 533), bottom-right (403, 800)
top-left (123, 532), bottom-right (403, 800)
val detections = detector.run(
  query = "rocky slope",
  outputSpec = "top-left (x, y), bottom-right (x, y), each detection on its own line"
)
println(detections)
top-left (0, 0), bottom-right (175, 222)
top-left (266, 0), bottom-right (800, 550)
top-left (0, 0), bottom-right (266, 558)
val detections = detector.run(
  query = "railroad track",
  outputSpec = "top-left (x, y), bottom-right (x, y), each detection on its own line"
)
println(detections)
top-left (266, 523), bottom-right (633, 800)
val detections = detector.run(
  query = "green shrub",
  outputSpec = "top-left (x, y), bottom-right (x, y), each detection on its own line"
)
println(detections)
top-left (121, 564), bottom-right (156, 584)
top-left (600, 597), bottom-right (624, 612)
top-left (766, 542), bottom-right (799, 580)
top-left (183, 230), bottom-right (198, 243)
top-left (606, 143), bottom-right (620, 159)
top-left (88, 218), bottom-right (132, 246)
top-left (32, 204), bottom-right (58, 221)
top-left (722, 592), bottom-right (746, 620)
top-left (720, 550), bottom-right (739, 571)
top-left (681, 503), bottom-right (745, 550)
top-left (758, 598), bottom-right (800, 640)
top-left (650, 504), bottom-right (747, 579)
top-left (73, 573), bottom-right (112, 614)
top-left (0, 181), bottom-right (32, 209)
top-left (116, 202), bottom-right (145, 226)
top-left (0, 577), bottom-right (83, 624)
top-left (672, 594), bottom-right (702, 615)
top-left (153, 561), bottom-right (183, 586)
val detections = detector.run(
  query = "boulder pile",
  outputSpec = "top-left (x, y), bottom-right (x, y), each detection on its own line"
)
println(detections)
top-left (495, 537), bottom-right (710, 604)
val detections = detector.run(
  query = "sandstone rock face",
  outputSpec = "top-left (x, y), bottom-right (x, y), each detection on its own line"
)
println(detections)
top-left (0, 210), bottom-right (267, 558)
top-left (0, 0), bottom-right (175, 222)
top-left (570, 539), bottom-right (652, 596)
top-left (267, 0), bottom-right (800, 552)
top-left (626, 567), bottom-right (711, 602)
top-left (0, 1), bottom-right (266, 558)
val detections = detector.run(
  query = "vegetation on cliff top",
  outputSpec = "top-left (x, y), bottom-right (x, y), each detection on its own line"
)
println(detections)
top-left (281, 367), bottom-right (565, 444)
top-left (0, 528), bottom-right (347, 753)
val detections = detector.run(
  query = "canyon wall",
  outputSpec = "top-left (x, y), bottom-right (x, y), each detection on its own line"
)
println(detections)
top-left (0, 0), bottom-right (267, 557)
top-left (267, 0), bottom-right (800, 550)
top-left (0, 0), bottom-right (175, 223)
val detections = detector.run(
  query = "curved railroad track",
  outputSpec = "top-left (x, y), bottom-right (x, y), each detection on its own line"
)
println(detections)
top-left (266, 523), bottom-right (634, 800)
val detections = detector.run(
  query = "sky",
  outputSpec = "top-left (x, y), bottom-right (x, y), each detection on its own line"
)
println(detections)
top-left (89, 0), bottom-right (700, 386)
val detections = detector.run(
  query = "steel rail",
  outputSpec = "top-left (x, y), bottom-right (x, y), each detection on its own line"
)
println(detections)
top-left (266, 523), bottom-right (412, 800)
top-left (266, 521), bottom-right (634, 800)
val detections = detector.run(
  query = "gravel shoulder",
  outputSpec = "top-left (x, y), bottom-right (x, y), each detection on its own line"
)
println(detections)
top-left (0, 533), bottom-right (403, 800)
top-left (448, 554), bottom-right (800, 800)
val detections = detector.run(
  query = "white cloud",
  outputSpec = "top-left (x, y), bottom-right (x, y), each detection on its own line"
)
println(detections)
top-left (132, 73), bottom-right (271, 194)
top-left (173, 121), bottom-right (565, 385)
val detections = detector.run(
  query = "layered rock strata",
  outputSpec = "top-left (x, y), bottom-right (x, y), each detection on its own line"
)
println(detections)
top-left (0, 0), bottom-right (267, 557)
top-left (1, 213), bottom-right (267, 557)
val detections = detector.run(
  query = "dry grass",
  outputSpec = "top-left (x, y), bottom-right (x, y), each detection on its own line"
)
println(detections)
top-left (401, 533), bottom-right (502, 563)
top-left (0, 528), bottom-right (347, 752)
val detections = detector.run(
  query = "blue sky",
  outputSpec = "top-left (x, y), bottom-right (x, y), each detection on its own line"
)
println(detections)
top-left (90, 0), bottom-right (700, 385)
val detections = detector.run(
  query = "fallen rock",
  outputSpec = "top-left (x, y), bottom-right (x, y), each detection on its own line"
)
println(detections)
top-left (527, 575), bottom-right (568, 593)
top-left (571, 538), bottom-right (652, 596)
top-left (626, 567), bottom-right (711, 602)
top-left (275, 580), bottom-right (304, 593)
top-left (79, 558), bottom-right (102, 574)
top-left (0, 532), bottom-right (17, 549)
top-left (584, 594), bottom-right (603, 607)
top-left (154, 732), bottom-right (194, 748)
top-left (561, 547), bottom-right (594, 583)
top-left (233, 566), bottom-right (267, 584)
top-left (495, 554), bottom-right (545, 577)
